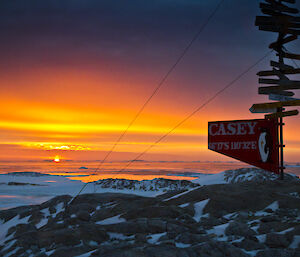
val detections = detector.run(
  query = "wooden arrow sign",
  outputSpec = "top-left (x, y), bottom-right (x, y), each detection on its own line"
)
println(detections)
top-left (268, 93), bottom-right (300, 101)
top-left (269, 35), bottom-right (298, 49)
top-left (282, 52), bottom-right (300, 60)
top-left (260, 3), bottom-right (299, 14)
top-left (265, 109), bottom-right (299, 119)
top-left (256, 18), bottom-right (300, 27)
top-left (259, 87), bottom-right (295, 96)
top-left (257, 68), bottom-right (300, 76)
top-left (250, 99), bottom-right (300, 113)
top-left (270, 60), bottom-right (295, 70)
top-left (259, 25), bottom-right (300, 35)
top-left (256, 15), bottom-right (300, 24)
top-left (261, 8), bottom-right (294, 18)
top-left (259, 78), bottom-right (300, 86)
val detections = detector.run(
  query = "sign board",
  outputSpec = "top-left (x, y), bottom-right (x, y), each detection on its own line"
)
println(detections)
top-left (208, 119), bottom-right (279, 173)
top-left (250, 99), bottom-right (300, 113)
top-left (268, 94), bottom-right (299, 101)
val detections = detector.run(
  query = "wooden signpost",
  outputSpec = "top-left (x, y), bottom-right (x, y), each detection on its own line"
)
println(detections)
top-left (250, 0), bottom-right (300, 179)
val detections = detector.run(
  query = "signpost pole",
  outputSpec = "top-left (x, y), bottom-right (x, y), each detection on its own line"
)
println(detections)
top-left (278, 108), bottom-right (284, 180)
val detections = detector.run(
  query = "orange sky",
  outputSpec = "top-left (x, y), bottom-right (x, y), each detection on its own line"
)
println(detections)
top-left (1, 65), bottom-right (299, 163)
top-left (0, 0), bottom-right (299, 163)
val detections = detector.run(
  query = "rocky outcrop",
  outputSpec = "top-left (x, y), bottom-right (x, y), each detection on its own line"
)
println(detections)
top-left (0, 178), bottom-right (299, 257)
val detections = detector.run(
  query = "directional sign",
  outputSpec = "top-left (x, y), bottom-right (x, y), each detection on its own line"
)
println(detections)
top-left (259, 87), bottom-right (295, 96)
top-left (259, 78), bottom-right (300, 86)
top-left (257, 68), bottom-right (300, 77)
top-left (250, 99), bottom-right (300, 113)
top-left (208, 119), bottom-right (279, 174)
top-left (265, 109), bottom-right (299, 119)
top-left (268, 93), bottom-right (299, 101)
top-left (270, 60), bottom-right (295, 70)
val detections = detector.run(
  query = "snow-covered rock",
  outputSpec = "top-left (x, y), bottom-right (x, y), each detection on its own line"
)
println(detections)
top-left (193, 168), bottom-right (299, 185)
top-left (94, 178), bottom-right (198, 192)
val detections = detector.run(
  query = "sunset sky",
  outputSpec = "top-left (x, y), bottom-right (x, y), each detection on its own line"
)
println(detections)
top-left (0, 0), bottom-right (299, 163)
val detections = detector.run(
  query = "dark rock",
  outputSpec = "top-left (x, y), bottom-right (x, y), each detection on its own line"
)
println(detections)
top-left (176, 232), bottom-right (210, 244)
top-left (225, 221), bottom-right (256, 237)
top-left (135, 233), bottom-right (147, 243)
top-left (76, 211), bottom-right (90, 221)
top-left (190, 240), bottom-right (249, 257)
top-left (265, 233), bottom-right (291, 248)
top-left (255, 249), bottom-right (300, 257)
top-left (232, 238), bottom-right (265, 251)
top-left (200, 217), bottom-right (223, 229)
top-left (148, 219), bottom-right (167, 233)
top-left (260, 216), bottom-right (280, 223)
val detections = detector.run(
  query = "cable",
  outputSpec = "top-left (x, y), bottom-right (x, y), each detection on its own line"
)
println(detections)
top-left (92, 0), bottom-right (225, 173)
top-left (117, 50), bottom-right (274, 173)
top-left (68, 50), bottom-right (272, 203)
top-left (68, 0), bottom-right (225, 204)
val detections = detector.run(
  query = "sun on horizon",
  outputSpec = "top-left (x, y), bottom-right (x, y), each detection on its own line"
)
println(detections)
top-left (54, 156), bottom-right (60, 163)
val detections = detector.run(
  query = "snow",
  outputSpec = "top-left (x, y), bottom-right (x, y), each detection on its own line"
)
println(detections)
top-left (163, 186), bottom-right (200, 201)
top-left (53, 202), bottom-right (64, 218)
top-left (35, 218), bottom-right (48, 229)
top-left (96, 214), bottom-right (125, 225)
top-left (193, 172), bottom-right (226, 185)
top-left (193, 199), bottom-right (210, 222)
top-left (179, 203), bottom-right (189, 208)
top-left (256, 234), bottom-right (266, 243)
top-left (108, 232), bottom-right (134, 240)
top-left (45, 249), bottom-right (55, 256)
top-left (175, 242), bottom-right (191, 248)
top-left (75, 250), bottom-right (97, 257)
top-left (276, 227), bottom-right (294, 234)
top-left (207, 223), bottom-right (230, 239)
top-left (289, 235), bottom-right (300, 249)
top-left (0, 173), bottom-right (191, 210)
top-left (265, 201), bottom-right (279, 211)
top-left (0, 215), bottom-right (30, 245)
top-left (223, 212), bottom-right (237, 220)
top-left (255, 201), bottom-right (279, 216)
top-left (147, 232), bottom-right (166, 244)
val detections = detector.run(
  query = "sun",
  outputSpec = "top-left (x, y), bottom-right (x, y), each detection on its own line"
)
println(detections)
top-left (54, 156), bottom-right (60, 163)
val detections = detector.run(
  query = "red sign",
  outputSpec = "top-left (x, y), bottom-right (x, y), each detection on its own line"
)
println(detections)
top-left (208, 119), bottom-right (279, 174)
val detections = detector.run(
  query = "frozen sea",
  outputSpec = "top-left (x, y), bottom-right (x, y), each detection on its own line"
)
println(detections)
top-left (0, 160), bottom-right (299, 210)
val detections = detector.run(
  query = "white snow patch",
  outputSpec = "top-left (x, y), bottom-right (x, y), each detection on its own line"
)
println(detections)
top-left (207, 223), bottom-right (230, 239)
top-left (255, 201), bottom-right (279, 217)
top-left (289, 235), bottom-right (300, 249)
top-left (276, 227), bottom-right (294, 234)
top-left (147, 232), bottom-right (166, 244)
top-left (1, 239), bottom-right (16, 252)
top-left (179, 203), bottom-right (189, 208)
top-left (96, 214), bottom-right (125, 225)
top-left (265, 201), bottom-right (279, 211)
top-left (53, 202), bottom-right (64, 218)
top-left (223, 212), bottom-right (237, 220)
top-left (0, 215), bottom-right (30, 245)
top-left (175, 242), bottom-right (191, 248)
top-left (36, 218), bottom-right (48, 229)
top-left (193, 172), bottom-right (226, 185)
top-left (256, 234), bottom-right (266, 243)
top-left (163, 186), bottom-right (200, 201)
top-left (41, 208), bottom-right (50, 218)
top-left (193, 199), bottom-right (210, 222)
top-left (45, 249), bottom-right (55, 256)
top-left (108, 232), bottom-right (134, 240)
top-left (75, 250), bottom-right (97, 257)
